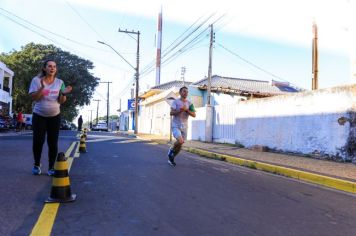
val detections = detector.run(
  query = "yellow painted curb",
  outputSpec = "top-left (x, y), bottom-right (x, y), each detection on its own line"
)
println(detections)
top-left (184, 147), bottom-right (356, 194)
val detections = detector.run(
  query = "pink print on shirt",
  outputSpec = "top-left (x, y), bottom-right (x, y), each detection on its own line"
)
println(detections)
top-left (43, 89), bottom-right (50, 96)
top-left (43, 89), bottom-right (59, 96)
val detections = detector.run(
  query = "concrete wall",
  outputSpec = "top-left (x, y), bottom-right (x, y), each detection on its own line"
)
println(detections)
top-left (139, 100), bottom-right (172, 137)
top-left (189, 85), bottom-right (356, 162)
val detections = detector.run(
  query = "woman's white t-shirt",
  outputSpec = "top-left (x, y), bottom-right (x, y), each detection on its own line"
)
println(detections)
top-left (29, 76), bottom-right (65, 117)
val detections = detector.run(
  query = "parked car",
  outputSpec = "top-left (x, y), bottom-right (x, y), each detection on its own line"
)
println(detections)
top-left (70, 123), bottom-right (77, 131)
top-left (60, 119), bottom-right (72, 130)
top-left (0, 116), bottom-right (8, 130)
top-left (92, 121), bottom-right (108, 131)
top-left (23, 114), bottom-right (32, 130)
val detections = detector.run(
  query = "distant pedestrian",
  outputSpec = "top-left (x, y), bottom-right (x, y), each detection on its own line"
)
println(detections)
top-left (77, 115), bottom-right (83, 131)
top-left (167, 86), bottom-right (196, 166)
top-left (16, 110), bottom-right (24, 132)
top-left (29, 59), bottom-right (72, 176)
top-left (12, 112), bottom-right (17, 130)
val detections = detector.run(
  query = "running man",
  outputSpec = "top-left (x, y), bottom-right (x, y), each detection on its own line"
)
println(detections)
top-left (168, 86), bottom-right (196, 166)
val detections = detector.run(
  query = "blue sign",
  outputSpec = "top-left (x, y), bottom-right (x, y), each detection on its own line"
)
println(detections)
top-left (128, 99), bottom-right (135, 111)
top-left (128, 99), bottom-right (141, 111)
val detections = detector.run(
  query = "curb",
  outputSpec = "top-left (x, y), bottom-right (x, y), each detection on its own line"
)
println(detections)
top-left (185, 147), bottom-right (356, 194)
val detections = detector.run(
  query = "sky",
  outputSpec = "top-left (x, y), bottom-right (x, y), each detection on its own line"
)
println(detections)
top-left (0, 0), bottom-right (354, 123)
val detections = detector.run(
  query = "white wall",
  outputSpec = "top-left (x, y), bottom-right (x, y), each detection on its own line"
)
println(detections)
top-left (187, 106), bottom-right (207, 141)
top-left (190, 85), bottom-right (356, 161)
top-left (139, 101), bottom-right (171, 137)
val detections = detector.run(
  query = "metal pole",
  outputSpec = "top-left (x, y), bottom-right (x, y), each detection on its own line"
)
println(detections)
top-left (107, 82), bottom-right (110, 130)
top-left (135, 31), bottom-right (140, 134)
top-left (312, 21), bottom-right (318, 90)
top-left (94, 99), bottom-right (100, 125)
top-left (207, 24), bottom-right (214, 105)
top-left (118, 28), bottom-right (141, 134)
top-left (99, 82), bottom-right (112, 130)
top-left (89, 109), bottom-right (93, 129)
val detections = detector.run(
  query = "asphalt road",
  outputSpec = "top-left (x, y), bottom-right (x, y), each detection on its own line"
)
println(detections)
top-left (0, 131), bottom-right (355, 236)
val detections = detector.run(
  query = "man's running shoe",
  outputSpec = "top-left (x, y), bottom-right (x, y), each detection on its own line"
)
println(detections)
top-left (32, 165), bottom-right (42, 175)
top-left (168, 158), bottom-right (176, 167)
top-left (47, 169), bottom-right (55, 176)
top-left (168, 148), bottom-right (176, 166)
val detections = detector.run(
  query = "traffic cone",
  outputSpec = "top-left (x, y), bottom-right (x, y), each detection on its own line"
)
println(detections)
top-left (79, 135), bottom-right (87, 153)
top-left (45, 152), bottom-right (76, 203)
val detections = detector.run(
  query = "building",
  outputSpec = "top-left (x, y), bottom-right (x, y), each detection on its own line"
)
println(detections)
top-left (138, 80), bottom-right (191, 136)
top-left (191, 75), bottom-right (301, 106)
top-left (0, 61), bottom-right (14, 116)
top-left (137, 76), bottom-right (300, 136)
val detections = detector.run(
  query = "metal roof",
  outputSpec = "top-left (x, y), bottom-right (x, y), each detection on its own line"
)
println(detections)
top-left (192, 75), bottom-right (300, 96)
top-left (151, 80), bottom-right (192, 90)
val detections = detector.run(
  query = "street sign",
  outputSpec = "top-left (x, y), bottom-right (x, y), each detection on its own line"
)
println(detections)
top-left (128, 99), bottom-right (135, 111)
top-left (128, 99), bottom-right (141, 111)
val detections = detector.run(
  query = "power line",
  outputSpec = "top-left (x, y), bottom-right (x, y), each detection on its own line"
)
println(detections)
top-left (139, 13), bottom-right (216, 77)
top-left (0, 9), bottom-right (131, 72)
top-left (217, 43), bottom-right (287, 82)
top-left (0, 7), bottom-right (111, 52)
top-left (141, 13), bottom-right (221, 77)
top-left (140, 13), bottom-right (226, 80)
top-left (65, 1), bottom-right (106, 42)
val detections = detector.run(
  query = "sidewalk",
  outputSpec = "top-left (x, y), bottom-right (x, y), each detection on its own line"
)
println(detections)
top-left (120, 131), bottom-right (356, 194)
top-left (0, 129), bottom-right (31, 136)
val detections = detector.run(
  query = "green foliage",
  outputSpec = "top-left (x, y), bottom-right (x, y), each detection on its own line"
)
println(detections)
top-left (0, 43), bottom-right (100, 120)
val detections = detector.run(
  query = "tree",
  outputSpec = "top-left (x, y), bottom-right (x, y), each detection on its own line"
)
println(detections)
top-left (0, 43), bottom-right (100, 121)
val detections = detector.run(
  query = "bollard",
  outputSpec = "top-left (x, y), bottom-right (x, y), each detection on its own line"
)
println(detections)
top-left (79, 135), bottom-right (87, 153)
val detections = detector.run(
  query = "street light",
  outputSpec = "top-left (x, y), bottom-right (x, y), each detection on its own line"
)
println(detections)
top-left (97, 41), bottom-right (135, 70)
top-left (97, 38), bottom-right (140, 134)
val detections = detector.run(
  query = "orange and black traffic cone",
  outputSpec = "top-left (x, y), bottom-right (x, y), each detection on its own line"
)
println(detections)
top-left (79, 135), bottom-right (87, 153)
top-left (45, 152), bottom-right (76, 203)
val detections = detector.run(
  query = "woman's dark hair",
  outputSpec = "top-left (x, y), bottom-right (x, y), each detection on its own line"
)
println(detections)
top-left (39, 59), bottom-right (56, 77)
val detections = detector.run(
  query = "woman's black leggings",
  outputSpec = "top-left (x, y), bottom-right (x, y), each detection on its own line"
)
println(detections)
top-left (32, 113), bottom-right (61, 169)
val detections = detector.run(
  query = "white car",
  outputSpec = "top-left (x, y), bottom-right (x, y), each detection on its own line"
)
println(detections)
top-left (93, 122), bottom-right (108, 131)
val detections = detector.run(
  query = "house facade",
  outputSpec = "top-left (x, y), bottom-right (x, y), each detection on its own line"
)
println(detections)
top-left (137, 76), bottom-right (299, 136)
top-left (0, 61), bottom-right (14, 116)
top-left (192, 75), bottom-right (300, 106)
top-left (138, 81), bottom-right (190, 136)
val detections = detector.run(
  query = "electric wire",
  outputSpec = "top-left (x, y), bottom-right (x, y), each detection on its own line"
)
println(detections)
top-left (0, 9), bottom-right (131, 72)
top-left (65, 1), bottom-right (106, 42)
top-left (139, 13), bottom-right (220, 78)
top-left (0, 7), bottom-right (111, 52)
top-left (217, 43), bottom-right (302, 89)
top-left (139, 13), bottom-right (216, 76)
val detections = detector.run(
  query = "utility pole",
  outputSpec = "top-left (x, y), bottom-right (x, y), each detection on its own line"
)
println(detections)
top-left (312, 20), bottom-right (318, 90)
top-left (119, 28), bottom-right (140, 134)
top-left (93, 99), bottom-right (100, 125)
top-left (207, 24), bottom-right (214, 105)
top-left (205, 24), bottom-right (214, 143)
top-left (100, 81), bottom-right (112, 130)
top-left (181, 66), bottom-right (186, 86)
top-left (88, 109), bottom-right (93, 129)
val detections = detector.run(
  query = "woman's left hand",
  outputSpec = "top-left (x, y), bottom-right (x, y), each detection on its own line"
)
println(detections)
top-left (62, 86), bottom-right (72, 95)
